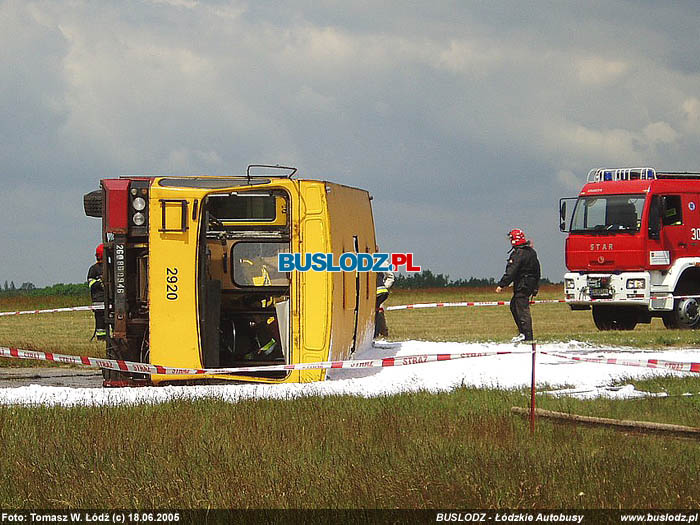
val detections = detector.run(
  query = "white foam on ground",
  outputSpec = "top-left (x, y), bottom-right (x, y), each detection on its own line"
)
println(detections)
top-left (0, 340), bottom-right (698, 406)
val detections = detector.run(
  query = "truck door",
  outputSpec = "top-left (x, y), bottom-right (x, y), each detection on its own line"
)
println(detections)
top-left (686, 194), bottom-right (700, 255)
top-left (659, 194), bottom-right (689, 260)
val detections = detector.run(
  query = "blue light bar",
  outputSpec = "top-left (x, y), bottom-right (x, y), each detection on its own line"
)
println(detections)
top-left (586, 167), bottom-right (657, 183)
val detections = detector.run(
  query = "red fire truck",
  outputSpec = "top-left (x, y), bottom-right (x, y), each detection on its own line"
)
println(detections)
top-left (561, 167), bottom-right (700, 330)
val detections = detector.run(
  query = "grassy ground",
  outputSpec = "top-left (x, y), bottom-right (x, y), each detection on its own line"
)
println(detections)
top-left (0, 294), bottom-right (102, 367)
top-left (1, 391), bottom-right (699, 509)
top-left (0, 290), bottom-right (699, 510)
top-left (2, 285), bottom-right (698, 368)
top-left (387, 285), bottom-right (700, 348)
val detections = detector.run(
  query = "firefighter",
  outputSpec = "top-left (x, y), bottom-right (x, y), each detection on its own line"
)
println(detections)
top-left (375, 269), bottom-right (395, 338)
top-left (496, 229), bottom-right (541, 343)
top-left (243, 315), bottom-right (280, 361)
top-left (237, 254), bottom-right (280, 360)
top-left (87, 244), bottom-right (106, 341)
top-left (240, 258), bottom-right (272, 287)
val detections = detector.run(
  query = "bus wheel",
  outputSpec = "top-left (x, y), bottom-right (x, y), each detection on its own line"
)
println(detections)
top-left (662, 298), bottom-right (700, 329)
top-left (592, 305), bottom-right (637, 331)
top-left (83, 189), bottom-right (103, 218)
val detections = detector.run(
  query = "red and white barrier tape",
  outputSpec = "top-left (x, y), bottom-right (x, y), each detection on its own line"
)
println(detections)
top-left (650, 294), bottom-right (700, 300)
top-left (3, 343), bottom-right (699, 383)
top-left (3, 295), bottom-right (699, 317)
top-left (0, 304), bottom-right (103, 318)
top-left (543, 351), bottom-right (700, 374)
top-left (3, 301), bottom-right (554, 316)
top-left (570, 296), bottom-right (685, 303)
top-left (387, 295), bottom-right (700, 311)
top-left (385, 299), bottom-right (566, 311)
top-left (0, 346), bottom-right (529, 376)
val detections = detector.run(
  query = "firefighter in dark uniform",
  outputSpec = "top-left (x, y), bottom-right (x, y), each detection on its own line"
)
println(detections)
top-left (496, 229), bottom-right (541, 343)
top-left (87, 244), bottom-right (106, 341)
top-left (375, 269), bottom-right (395, 338)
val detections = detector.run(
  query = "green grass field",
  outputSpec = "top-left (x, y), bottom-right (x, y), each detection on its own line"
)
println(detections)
top-left (1, 392), bottom-right (699, 510)
top-left (0, 288), bottom-right (699, 511)
top-left (2, 285), bottom-right (699, 367)
top-left (0, 293), bottom-right (102, 367)
top-left (386, 285), bottom-right (700, 347)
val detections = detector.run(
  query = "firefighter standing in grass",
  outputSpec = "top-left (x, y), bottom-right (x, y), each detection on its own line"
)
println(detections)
top-left (87, 244), bottom-right (106, 341)
top-left (496, 229), bottom-right (541, 343)
top-left (375, 269), bottom-right (395, 338)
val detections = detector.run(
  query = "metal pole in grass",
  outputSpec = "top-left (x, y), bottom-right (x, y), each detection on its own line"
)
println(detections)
top-left (530, 342), bottom-right (536, 434)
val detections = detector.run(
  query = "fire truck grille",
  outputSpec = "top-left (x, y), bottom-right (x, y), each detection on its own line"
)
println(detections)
top-left (588, 277), bottom-right (612, 298)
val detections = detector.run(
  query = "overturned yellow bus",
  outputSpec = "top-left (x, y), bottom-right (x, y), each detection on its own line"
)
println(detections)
top-left (83, 166), bottom-right (377, 385)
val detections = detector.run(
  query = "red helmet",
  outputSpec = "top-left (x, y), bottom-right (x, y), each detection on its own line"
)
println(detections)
top-left (508, 229), bottom-right (527, 246)
top-left (95, 243), bottom-right (104, 260)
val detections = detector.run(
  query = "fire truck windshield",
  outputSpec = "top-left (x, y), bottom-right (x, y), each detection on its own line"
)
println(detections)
top-left (570, 194), bottom-right (645, 233)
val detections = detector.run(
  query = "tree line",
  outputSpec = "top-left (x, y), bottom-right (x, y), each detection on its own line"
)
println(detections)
top-left (0, 281), bottom-right (88, 297)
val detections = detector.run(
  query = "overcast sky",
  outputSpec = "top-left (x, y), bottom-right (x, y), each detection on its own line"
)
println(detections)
top-left (2, 0), bottom-right (700, 286)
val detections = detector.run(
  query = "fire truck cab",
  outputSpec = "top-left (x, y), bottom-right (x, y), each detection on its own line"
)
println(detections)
top-left (84, 166), bottom-right (377, 385)
top-left (561, 167), bottom-right (700, 330)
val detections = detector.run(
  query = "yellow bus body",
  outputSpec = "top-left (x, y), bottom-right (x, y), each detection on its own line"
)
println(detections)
top-left (144, 177), bottom-right (376, 384)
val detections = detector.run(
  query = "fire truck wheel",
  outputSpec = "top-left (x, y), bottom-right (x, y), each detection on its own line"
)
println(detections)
top-left (592, 305), bottom-right (637, 331)
top-left (592, 306), bottom-right (612, 330)
top-left (662, 298), bottom-right (700, 329)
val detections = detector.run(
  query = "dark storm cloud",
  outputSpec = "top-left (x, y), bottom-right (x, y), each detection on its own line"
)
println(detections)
top-left (2, 0), bottom-right (700, 285)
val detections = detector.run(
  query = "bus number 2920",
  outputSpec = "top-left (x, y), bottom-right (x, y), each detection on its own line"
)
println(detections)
top-left (166, 267), bottom-right (179, 300)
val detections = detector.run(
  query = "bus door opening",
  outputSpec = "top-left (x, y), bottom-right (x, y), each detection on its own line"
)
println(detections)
top-left (200, 190), bottom-right (291, 379)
